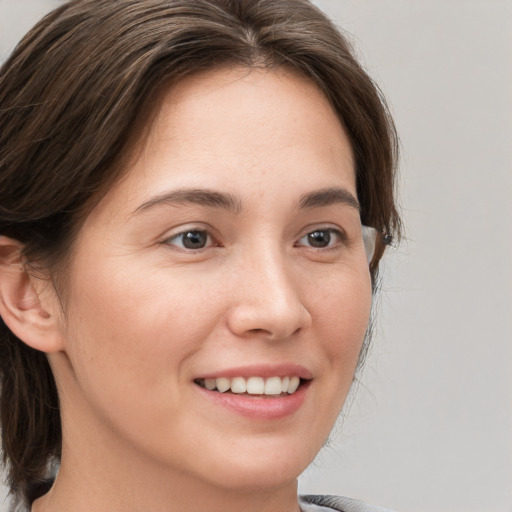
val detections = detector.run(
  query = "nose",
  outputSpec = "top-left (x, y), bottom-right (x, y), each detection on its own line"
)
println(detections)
top-left (226, 247), bottom-right (312, 341)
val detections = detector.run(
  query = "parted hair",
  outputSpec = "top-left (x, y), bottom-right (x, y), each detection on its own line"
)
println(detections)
top-left (0, 0), bottom-right (400, 502)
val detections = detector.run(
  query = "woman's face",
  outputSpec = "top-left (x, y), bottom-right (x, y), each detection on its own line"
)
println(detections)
top-left (52, 67), bottom-right (372, 492)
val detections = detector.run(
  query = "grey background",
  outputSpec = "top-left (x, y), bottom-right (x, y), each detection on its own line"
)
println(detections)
top-left (1, 1), bottom-right (511, 511)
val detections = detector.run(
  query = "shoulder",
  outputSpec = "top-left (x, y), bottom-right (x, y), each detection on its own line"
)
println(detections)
top-left (299, 494), bottom-right (398, 512)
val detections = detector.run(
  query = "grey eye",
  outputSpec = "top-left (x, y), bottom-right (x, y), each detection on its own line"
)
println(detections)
top-left (306, 230), bottom-right (332, 248)
top-left (168, 230), bottom-right (210, 250)
top-left (298, 229), bottom-right (340, 249)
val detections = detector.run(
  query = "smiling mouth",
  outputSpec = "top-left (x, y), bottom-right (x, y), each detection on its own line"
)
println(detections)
top-left (194, 376), bottom-right (304, 396)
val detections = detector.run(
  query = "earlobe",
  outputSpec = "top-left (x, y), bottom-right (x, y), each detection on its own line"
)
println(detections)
top-left (0, 236), bottom-right (64, 353)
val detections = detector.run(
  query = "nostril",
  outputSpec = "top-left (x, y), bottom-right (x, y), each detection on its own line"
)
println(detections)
top-left (246, 326), bottom-right (302, 339)
top-left (247, 328), bottom-right (268, 335)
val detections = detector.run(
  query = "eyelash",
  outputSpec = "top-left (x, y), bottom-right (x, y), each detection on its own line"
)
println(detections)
top-left (163, 227), bottom-right (345, 252)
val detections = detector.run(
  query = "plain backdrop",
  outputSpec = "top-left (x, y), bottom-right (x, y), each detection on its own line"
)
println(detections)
top-left (1, 1), bottom-right (511, 511)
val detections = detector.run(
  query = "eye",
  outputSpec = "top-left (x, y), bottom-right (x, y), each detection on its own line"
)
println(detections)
top-left (165, 229), bottom-right (213, 250)
top-left (296, 228), bottom-right (342, 249)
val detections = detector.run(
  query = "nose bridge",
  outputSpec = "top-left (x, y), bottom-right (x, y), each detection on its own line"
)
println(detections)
top-left (226, 240), bottom-right (311, 339)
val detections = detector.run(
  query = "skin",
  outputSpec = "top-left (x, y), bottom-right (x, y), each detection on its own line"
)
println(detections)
top-left (15, 66), bottom-right (372, 512)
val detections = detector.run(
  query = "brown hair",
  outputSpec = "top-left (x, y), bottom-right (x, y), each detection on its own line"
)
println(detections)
top-left (0, 0), bottom-right (400, 502)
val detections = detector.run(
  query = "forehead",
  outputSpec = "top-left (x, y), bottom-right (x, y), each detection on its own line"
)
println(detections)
top-left (152, 66), bottom-right (352, 168)
top-left (92, 66), bottom-right (356, 220)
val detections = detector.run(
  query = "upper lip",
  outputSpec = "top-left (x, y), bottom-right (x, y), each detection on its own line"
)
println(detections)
top-left (195, 363), bottom-right (313, 380)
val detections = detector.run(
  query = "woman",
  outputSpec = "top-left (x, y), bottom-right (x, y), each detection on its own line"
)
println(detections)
top-left (0, 0), bottom-right (400, 511)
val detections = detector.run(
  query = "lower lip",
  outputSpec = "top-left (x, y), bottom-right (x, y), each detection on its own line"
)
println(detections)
top-left (196, 381), bottom-right (310, 420)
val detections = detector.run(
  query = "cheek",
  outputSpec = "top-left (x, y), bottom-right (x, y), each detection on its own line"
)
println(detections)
top-left (312, 265), bottom-right (372, 388)
top-left (312, 263), bottom-right (372, 340)
top-left (292, 265), bottom-right (372, 446)
top-left (61, 257), bottom-right (221, 400)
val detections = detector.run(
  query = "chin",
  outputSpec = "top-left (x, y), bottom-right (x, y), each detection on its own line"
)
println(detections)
top-left (191, 436), bottom-right (318, 493)
top-left (204, 461), bottom-right (302, 493)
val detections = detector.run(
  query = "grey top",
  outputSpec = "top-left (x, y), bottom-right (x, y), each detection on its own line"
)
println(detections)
top-left (300, 495), bottom-right (396, 512)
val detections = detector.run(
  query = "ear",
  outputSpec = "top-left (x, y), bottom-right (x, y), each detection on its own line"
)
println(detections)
top-left (0, 236), bottom-right (64, 353)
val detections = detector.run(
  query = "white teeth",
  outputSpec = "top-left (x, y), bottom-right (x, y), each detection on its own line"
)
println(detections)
top-left (246, 376), bottom-right (265, 395)
top-left (264, 376), bottom-right (282, 395)
top-left (287, 376), bottom-right (300, 394)
top-left (200, 376), bottom-right (303, 395)
top-left (215, 377), bottom-right (231, 393)
top-left (230, 377), bottom-right (247, 394)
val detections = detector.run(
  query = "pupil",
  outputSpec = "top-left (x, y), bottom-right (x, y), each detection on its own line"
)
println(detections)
top-left (308, 230), bottom-right (330, 248)
top-left (183, 231), bottom-right (207, 249)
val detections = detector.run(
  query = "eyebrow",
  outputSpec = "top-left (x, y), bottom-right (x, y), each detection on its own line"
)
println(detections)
top-left (132, 186), bottom-right (359, 216)
top-left (298, 187), bottom-right (360, 211)
top-left (133, 188), bottom-right (243, 215)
